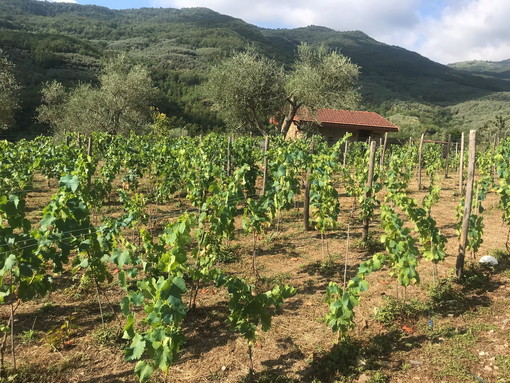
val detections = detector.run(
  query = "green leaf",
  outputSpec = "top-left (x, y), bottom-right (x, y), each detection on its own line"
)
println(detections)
top-left (129, 291), bottom-right (145, 306)
top-left (134, 360), bottom-right (154, 382)
top-left (123, 314), bottom-right (135, 339)
top-left (3, 254), bottom-right (17, 271)
top-left (155, 345), bottom-right (173, 371)
top-left (172, 277), bottom-right (186, 293)
top-left (60, 174), bottom-right (80, 192)
top-left (358, 280), bottom-right (369, 292)
top-left (8, 194), bottom-right (20, 209)
top-left (120, 296), bottom-right (130, 316)
top-left (126, 333), bottom-right (146, 361)
top-left (111, 248), bottom-right (129, 268)
top-left (118, 270), bottom-right (127, 289)
top-left (260, 311), bottom-right (272, 331)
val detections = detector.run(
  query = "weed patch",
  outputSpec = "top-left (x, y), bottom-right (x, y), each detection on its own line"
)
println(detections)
top-left (373, 297), bottom-right (428, 326)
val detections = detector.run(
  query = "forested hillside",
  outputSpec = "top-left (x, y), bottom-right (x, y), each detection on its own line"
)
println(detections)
top-left (1, 0), bottom-right (509, 138)
top-left (449, 59), bottom-right (510, 80)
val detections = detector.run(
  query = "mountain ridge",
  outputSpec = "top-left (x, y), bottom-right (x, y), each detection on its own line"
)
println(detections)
top-left (2, 0), bottom-right (507, 101)
top-left (1, 0), bottom-right (509, 137)
top-left (449, 59), bottom-right (510, 81)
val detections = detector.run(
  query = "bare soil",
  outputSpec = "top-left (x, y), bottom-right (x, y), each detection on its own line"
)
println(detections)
top-left (2, 170), bottom-right (510, 383)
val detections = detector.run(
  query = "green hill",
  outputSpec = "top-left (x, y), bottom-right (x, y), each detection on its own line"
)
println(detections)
top-left (1, 0), bottom-right (509, 138)
top-left (263, 27), bottom-right (510, 104)
top-left (449, 59), bottom-right (510, 79)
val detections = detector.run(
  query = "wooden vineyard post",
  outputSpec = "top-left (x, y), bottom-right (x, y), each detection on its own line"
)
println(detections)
top-left (342, 138), bottom-right (349, 167)
top-left (262, 135), bottom-right (270, 195)
top-left (226, 135), bottom-right (232, 176)
top-left (456, 130), bottom-right (477, 279)
top-left (492, 135), bottom-right (499, 182)
top-left (445, 134), bottom-right (451, 178)
top-left (459, 131), bottom-right (465, 195)
top-left (85, 137), bottom-right (93, 191)
top-left (87, 136), bottom-right (93, 157)
top-left (361, 140), bottom-right (377, 241)
top-left (379, 132), bottom-right (388, 169)
top-left (303, 136), bottom-right (315, 231)
top-left (343, 225), bottom-right (350, 290)
top-left (492, 134), bottom-right (499, 183)
top-left (10, 303), bottom-right (15, 371)
top-left (417, 133), bottom-right (425, 190)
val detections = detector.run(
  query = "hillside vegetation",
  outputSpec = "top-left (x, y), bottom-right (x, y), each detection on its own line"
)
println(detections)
top-left (1, 0), bottom-right (510, 138)
top-left (449, 59), bottom-right (510, 79)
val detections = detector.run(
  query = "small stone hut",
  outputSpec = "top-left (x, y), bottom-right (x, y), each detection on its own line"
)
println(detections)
top-left (286, 108), bottom-right (399, 143)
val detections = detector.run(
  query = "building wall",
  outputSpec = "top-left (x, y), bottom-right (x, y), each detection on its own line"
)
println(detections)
top-left (286, 122), bottom-right (387, 143)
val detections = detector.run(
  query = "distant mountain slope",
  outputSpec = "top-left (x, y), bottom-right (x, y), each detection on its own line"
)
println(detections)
top-left (449, 92), bottom-right (510, 133)
top-left (263, 27), bottom-right (510, 104)
top-left (1, 0), bottom-right (509, 137)
top-left (449, 59), bottom-right (510, 81)
top-left (2, 0), bottom-right (508, 101)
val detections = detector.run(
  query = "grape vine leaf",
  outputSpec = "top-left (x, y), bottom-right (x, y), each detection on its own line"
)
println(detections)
top-left (134, 360), bottom-right (153, 382)
top-left (126, 333), bottom-right (146, 361)
top-left (60, 174), bottom-right (80, 192)
top-left (3, 254), bottom-right (17, 271)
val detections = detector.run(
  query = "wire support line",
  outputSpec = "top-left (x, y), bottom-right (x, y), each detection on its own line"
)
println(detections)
top-left (0, 190), bottom-right (272, 254)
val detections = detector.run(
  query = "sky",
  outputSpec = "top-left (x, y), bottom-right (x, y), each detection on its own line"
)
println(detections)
top-left (45, 0), bottom-right (510, 64)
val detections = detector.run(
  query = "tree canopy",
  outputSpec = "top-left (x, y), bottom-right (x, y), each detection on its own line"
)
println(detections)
top-left (205, 43), bottom-right (360, 136)
top-left (0, 50), bottom-right (20, 131)
top-left (204, 49), bottom-right (285, 135)
top-left (280, 43), bottom-right (361, 136)
top-left (37, 54), bottom-right (156, 136)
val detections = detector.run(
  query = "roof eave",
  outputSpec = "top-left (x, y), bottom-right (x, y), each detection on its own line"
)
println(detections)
top-left (299, 120), bottom-right (399, 132)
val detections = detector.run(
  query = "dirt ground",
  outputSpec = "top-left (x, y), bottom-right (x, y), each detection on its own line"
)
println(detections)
top-left (2, 169), bottom-right (510, 383)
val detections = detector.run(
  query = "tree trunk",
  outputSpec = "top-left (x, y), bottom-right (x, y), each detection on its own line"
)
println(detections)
top-left (279, 98), bottom-right (301, 137)
top-left (249, 106), bottom-right (268, 137)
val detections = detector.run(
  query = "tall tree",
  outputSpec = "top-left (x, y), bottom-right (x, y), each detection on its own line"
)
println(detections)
top-left (0, 50), bottom-right (20, 131)
top-left (205, 44), bottom-right (360, 136)
top-left (279, 43), bottom-right (360, 136)
top-left (38, 54), bottom-right (156, 136)
top-left (205, 49), bottom-right (285, 136)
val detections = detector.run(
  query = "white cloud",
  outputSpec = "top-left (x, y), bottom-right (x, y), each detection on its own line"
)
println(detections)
top-left (152, 0), bottom-right (420, 31)
top-left (149, 0), bottom-right (510, 64)
top-left (416, 0), bottom-right (510, 63)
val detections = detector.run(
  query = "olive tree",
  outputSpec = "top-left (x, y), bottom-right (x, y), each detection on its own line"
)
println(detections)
top-left (205, 43), bottom-right (360, 136)
top-left (205, 49), bottom-right (285, 136)
top-left (38, 54), bottom-right (156, 136)
top-left (479, 115), bottom-right (509, 144)
top-left (279, 43), bottom-right (361, 136)
top-left (0, 50), bottom-right (20, 130)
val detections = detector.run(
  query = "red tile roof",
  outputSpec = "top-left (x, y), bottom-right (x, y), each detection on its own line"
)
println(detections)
top-left (295, 109), bottom-right (399, 132)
